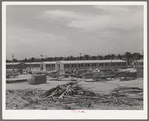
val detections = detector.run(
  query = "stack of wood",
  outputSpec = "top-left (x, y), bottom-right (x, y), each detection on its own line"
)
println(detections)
top-left (41, 82), bottom-right (143, 109)
top-left (28, 74), bottom-right (46, 85)
top-left (107, 86), bottom-right (143, 106)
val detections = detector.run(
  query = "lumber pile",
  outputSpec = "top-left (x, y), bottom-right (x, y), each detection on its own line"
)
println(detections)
top-left (28, 74), bottom-right (46, 85)
top-left (82, 73), bottom-right (94, 79)
top-left (108, 86), bottom-right (143, 106)
top-left (6, 83), bottom-right (143, 110)
top-left (6, 69), bottom-right (19, 78)
top-left (41, 82), bottom-right (143, 109)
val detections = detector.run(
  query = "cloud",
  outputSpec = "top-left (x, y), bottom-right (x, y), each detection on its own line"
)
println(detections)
top-left (94, 6), bottom-right (131, 15)
top-left (44, 9), bottom-right (82, 19)
top-left (6, 26), bottom-right (72, 59)
top-left (43, 6), bottom-right (143, 31)
top-left (45, 5), bottom-right (143, 31)
top-left (6, 6), bottom-right (144, 59)
top-left (68, 6), bottom-right (143, 31)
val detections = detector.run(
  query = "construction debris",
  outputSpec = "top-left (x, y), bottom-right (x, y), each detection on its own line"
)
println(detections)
top-left (6, 82), bottom-right (143, 110)
top-left (6, 69), bottom-right (19, 78)
top-left (40, 82), bottom-right (143, 108)
top-left (28, 74), bottom-right (46, 85)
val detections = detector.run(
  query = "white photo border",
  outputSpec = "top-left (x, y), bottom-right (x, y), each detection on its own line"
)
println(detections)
top-left (2, 1), bottom-right (148, 119)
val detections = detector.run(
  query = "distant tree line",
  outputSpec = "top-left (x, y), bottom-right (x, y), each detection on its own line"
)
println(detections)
top-left (6, 52), bottom-right (143, 65)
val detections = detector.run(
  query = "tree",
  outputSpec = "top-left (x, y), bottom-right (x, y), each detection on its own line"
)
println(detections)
top-left (117, 54), bottom-right (122, 60)
top-left (30, 57), bottom-right (35, 62)
top-left (132, 53), bottom-right (141, 60)
top-left (98, 55), bottom-right (103, 60)
top-left (104, 54), bottom-right (110, 60)
top-left (91, 56), bottom-right (98, 60)
top-left (6, 60), bottom-right (11, 63)
top-left (110, 54), bottom-right (116, 60)
top-left (70, 56), bottom-right (74, 60)
top-left (124, 52), bottom-right (132, 65)
top-left (24, 58), bottom-right (28, 62)
top-left (84, 55), bottom-right (90, 60)
top-left (13, 58), bottom-right (18, 62)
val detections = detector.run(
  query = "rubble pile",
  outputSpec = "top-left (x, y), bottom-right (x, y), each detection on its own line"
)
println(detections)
top-left (6, 89), bottom-right (45, 109)
top-left (106, 86), bottom-right (143, 106)
top-left (6, 82), bottom-right (143, 110)
top-left (41, 82), bottom-right (143, 109)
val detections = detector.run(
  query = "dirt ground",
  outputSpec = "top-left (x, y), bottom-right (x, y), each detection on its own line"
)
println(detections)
top-left (6, 77), bottom-right (143, 93)
top-left (6, 76), bottom-right (143, 110)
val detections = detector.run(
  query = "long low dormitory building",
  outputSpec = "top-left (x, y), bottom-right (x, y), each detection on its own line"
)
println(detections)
top-left (6, 60), bottom-right (127, 71)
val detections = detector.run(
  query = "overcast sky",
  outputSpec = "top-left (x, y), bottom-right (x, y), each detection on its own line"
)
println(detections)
top-left (6, 5), bottom-right (143, 60)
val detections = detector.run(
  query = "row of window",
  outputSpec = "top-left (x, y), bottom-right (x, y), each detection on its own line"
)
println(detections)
top-left (6, 65), bottom-right (18, 68)
top-left (6, 65), bottom-right (40, 68)
top-left (134, 62), bottom-right (143, 66)
top-left (46, 64), bottom-right (55, 67)
top-left (64, 62), bottom-right (126, 68)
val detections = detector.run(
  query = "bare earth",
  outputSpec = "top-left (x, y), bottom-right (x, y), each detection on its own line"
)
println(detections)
top-left (6, 76), bottom-right (143, 110)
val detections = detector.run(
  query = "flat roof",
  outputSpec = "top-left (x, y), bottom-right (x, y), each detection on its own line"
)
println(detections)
top-left (6, 60), bottom-right (126, 65)
top-left (133, 59), bottom-right (143, 63)
top-left (137, 59), bottom-right (143, 62)
top-left (25, 62), bottom-right (42, 64)
top-left (6, 62), bottom-right (42, 65)
top-left (60, 60), bottom-right (126, 64)
top-left (6, 63), bottom-right (20, 65)
top-left (42, 61), bottom-right (57, 64)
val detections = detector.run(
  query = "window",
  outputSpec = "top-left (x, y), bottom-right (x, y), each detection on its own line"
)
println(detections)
top-left (82, 64), bottom-right (83, 67)
top-left (117, 63), bottom-right (121, 66)
top-left (88, 64), bottom-right (90, 67)
top-left (100, 63), bottom-right (103, 66)
top-left (91, 63), bottom-right (96, 66)
top-left (122, 63), bottom-right (126, 65)
top-left (64, 64), bottom-right (67, 68)
top-left (105, 63), bottom-right (107, 66)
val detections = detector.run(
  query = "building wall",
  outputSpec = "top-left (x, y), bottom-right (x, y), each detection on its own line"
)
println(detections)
top-left (26, 64), bottom-right (41, 71)
top-left (6, 61), bottom-right (127, 71)
top-left (6, 64), bottom-right (28, 70)
top-left (62, 62), bottom-right (126, 70)
top-left (45, 64), bottom-right (56, 71)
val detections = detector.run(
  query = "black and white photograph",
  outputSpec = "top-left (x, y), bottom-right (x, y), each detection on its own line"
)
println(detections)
top-left (2, 1), bottom-right (147, 119)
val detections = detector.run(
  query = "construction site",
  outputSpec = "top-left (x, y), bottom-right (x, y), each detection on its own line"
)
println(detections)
top-left (6, 59), bottom-right (144, 110)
